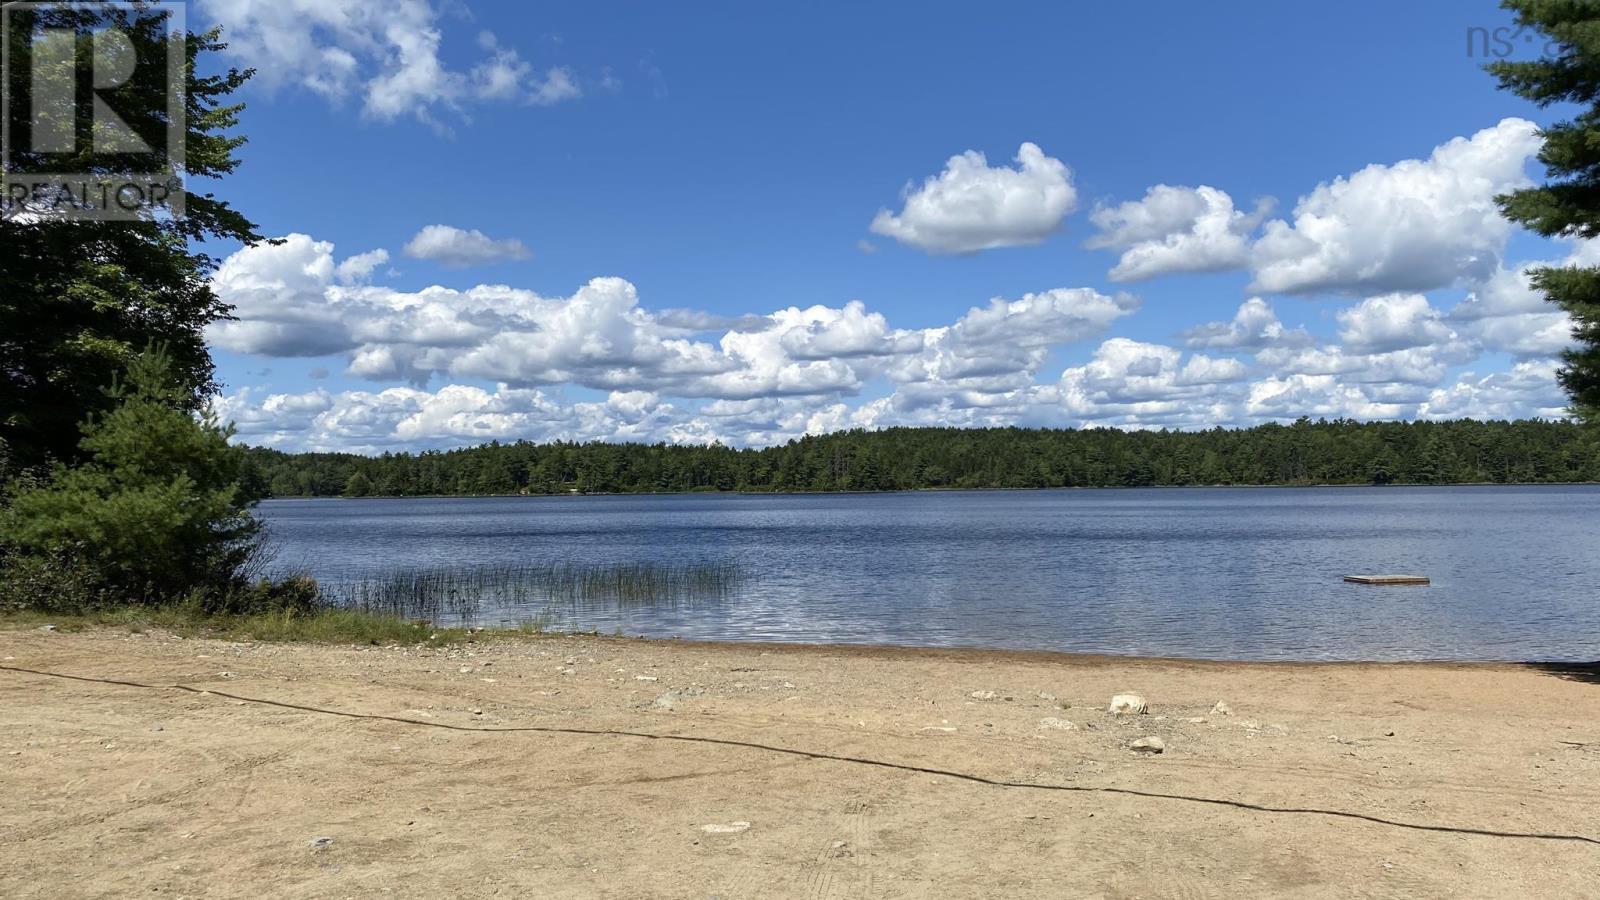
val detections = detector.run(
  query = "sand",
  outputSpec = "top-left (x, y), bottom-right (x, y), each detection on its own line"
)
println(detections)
top-left (2, 628), bottom-right (1597, 898)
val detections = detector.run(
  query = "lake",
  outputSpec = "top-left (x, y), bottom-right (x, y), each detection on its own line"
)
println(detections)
top-left (258, 486), bottom-right (1600, 662)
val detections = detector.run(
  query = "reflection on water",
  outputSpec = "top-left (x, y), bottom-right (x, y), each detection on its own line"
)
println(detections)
top-left (260, 485), bottom-right (1600, 661)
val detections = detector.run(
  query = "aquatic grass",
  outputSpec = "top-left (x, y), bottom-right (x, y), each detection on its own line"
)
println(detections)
top-left (326, 561), bottom-right (747, 625)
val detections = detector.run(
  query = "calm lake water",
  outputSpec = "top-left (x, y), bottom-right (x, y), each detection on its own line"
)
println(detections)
top-left (259, 486), bottom-right (1600, 662)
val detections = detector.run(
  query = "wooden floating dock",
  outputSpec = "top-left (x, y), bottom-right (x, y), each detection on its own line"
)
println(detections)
top-left (1343, 574), bottom-right (1430, 585)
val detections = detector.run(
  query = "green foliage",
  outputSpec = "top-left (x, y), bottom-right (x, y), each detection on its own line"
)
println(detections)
top-left (0, 349), bottom-right (261, 610)
top-left (0, 553), bottom-right (110, 614)
top-left (243, 419), bottom-right (1600, 498)
top-left (1490, 0), bottom-right (1600, 420)
top-left (220, 574), bottom-right (323, 617)
top-left (0, 16), bottom-right (259, 469)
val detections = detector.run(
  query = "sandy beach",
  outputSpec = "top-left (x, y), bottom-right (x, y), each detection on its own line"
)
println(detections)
top-left (2, 628), bottom-right (1597, 898)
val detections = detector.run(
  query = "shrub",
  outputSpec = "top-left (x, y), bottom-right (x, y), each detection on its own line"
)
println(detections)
top-left (214, 575), bottom-right (324, 617)
top-left (0, 552), bottom-right (113, 614)
top-left (0, 349), bottom-right (262, 609)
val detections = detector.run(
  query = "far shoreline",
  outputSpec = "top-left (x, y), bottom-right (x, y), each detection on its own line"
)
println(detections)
top-left (258, 480), bottom-right (1600, 502)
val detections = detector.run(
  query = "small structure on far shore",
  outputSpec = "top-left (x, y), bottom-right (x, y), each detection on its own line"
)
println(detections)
top-left (1343, 574), bottom-right (1431, 585)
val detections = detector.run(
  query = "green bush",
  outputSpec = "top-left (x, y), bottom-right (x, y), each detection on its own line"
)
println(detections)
top-left (215, 575), bottom-right (324, 617)
top-left (0, 349), bottom-right (264, 610)
top-left (0, 552), bottom-right (113, 614)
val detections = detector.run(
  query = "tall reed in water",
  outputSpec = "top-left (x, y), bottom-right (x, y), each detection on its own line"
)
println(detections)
top-left (327, 561), bottom-right (745, 623)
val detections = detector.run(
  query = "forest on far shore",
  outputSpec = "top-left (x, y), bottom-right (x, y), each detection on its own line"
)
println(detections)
top-left (243, 419), bottom-right (1600, 498)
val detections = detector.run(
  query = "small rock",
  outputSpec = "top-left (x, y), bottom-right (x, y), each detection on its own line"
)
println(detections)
top-left (152, 725), bottom-right (164, 732)
top-left (920, 726), bottom-right (957, 733)
top-left (1129, 736), bottom-right (1165, 754)
top-left (560, 667), bottom-right (576, 676)
top-left (1211, 701), bottom-right (1233, 716)
top-left (635, 675), bottom-right (658, 682)
top-left (308, 836), bottom-right (334, 851)
top-left (650, 691), bottom-right (680, 710)
top-left (969, 690), bottom-right (997, 701)
top-left (701, 821), bottom-right (750, 834)
top-left (36, 625), bottom-right (57, 633)
top-left (1108, 694), bottom-right (1148, 715)
top-left (457, 666), bottom-right (473, 674)
top-left (1181, 717), bottom-right (1207, 724)
top-left (1037, 717), bottom-right (1076, 731)
top-left (1037, 692), bottom-right (1057, 701)
top-left (469, 708), bottom-right (483, 716)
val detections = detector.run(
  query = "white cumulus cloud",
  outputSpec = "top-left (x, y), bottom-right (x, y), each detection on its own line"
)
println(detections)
top-left (1181, 298), bottom-right (1312, 350)
top-left (1088, 185), bottom-right (1272, 282)
top-left (199, 0), bottom-right (584, 125)
top-left (1336, 293), bottom-right (1460, 354)
top-left (1250, 118), bottom-right (1541, 296)
top-left (403, 225), bottom-right (532, 267)
top-left (869, 143), bottom-right (1076, 254)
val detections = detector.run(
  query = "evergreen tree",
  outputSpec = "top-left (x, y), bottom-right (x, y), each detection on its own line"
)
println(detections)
top-left (1490, 0), bottom-right (1600, 421)
top-left (1, 14), bottom-right (259, 470)
top-left (1, 349), bottom-right (261, 606)
top-left (240, 421), bottom-right (1600, 498)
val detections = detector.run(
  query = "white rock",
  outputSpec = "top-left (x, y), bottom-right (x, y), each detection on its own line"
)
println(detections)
top-left (1129, 736), bottom-right (1165, 754)
top-left (701, 821), bottom-right (750, 834)
top-left (1037, 717), bottom-right (1076, 731)
top-left (1181, 717), bottom-right (1207, 724)
top-left (634, 675), bottom-right (658, 682)
top-left (969, 690), bottom-right (998, 701)
top-left (1108, 693), bottom-right (1148, 715)
top-left (1211, 701), bottom-right (1233, 716)
top-left (1037, 692), bottom-right (1057, 701)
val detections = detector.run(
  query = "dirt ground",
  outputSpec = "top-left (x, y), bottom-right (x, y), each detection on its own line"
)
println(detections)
top-left (1, 628), bottom-right (1597, 899)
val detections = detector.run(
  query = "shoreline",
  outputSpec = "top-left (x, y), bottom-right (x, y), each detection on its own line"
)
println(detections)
top-left (465, 630), bottom-right (1600, 669)
top-left (259, 480), bottom-right (1600, 502)
top-left (13, 617), bottom-right (1595, 668)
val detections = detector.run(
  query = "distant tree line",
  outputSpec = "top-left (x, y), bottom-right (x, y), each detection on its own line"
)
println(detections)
top-left (244, 419), bottom-right (1600, 498)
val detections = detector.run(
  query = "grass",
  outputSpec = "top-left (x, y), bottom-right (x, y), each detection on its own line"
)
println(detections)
top-left (329, 561), bottom-right (746, 625)
top-left (0, 559), bottom-right (745, 644)
top-left (0, 606), bottom-right (502, 646)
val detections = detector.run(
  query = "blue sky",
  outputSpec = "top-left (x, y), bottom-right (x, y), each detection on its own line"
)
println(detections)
top-left (195, 0), bottom-right (1580, 452)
